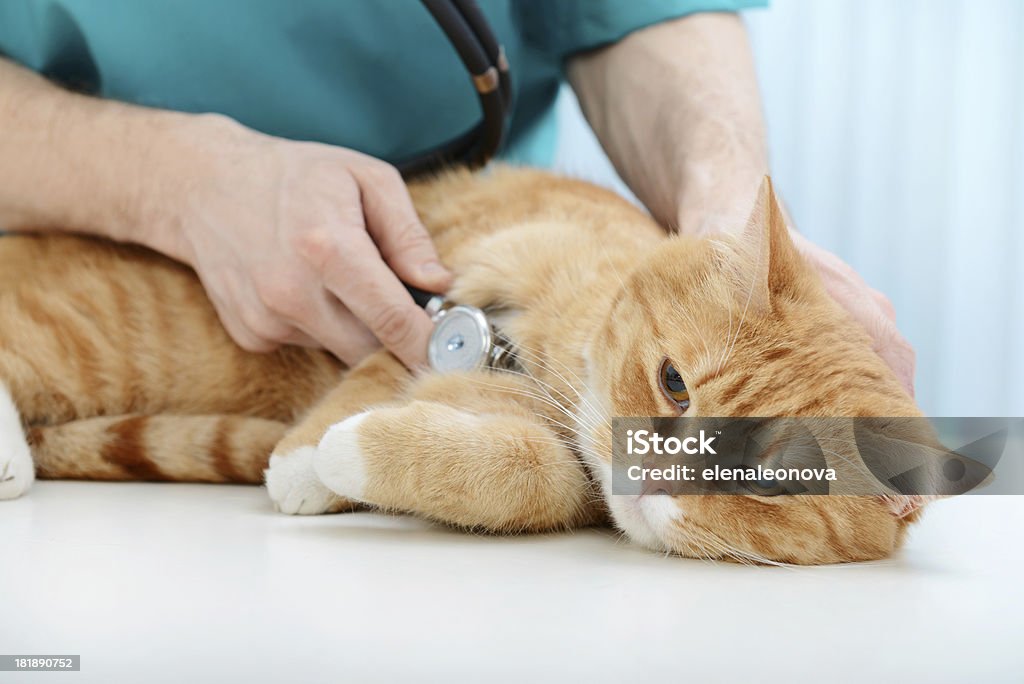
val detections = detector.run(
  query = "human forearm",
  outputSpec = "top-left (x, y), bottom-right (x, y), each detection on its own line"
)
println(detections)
top-left (0, 56), bottom-right (453, 367)
top-left (0, 56), bottom-right (201, 250)
top-left (568, 13), bottom-right (768, 235)
top-left (571, 15), bottom-right (915, 391)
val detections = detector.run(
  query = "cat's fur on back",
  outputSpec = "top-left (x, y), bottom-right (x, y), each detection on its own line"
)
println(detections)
top-left (0, 167), bottom-right (927, 564)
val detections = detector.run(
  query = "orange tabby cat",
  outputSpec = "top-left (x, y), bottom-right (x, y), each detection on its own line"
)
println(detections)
top-left (0, 168), bottom-right (927, 564)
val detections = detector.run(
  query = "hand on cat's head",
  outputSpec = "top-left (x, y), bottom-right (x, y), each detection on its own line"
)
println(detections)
top-left (585, 177), bottom-right (925, 564)
top-left (787, 228), bottom-right (915, 396)
top-left (680, 179), bottom-right (914, 395)
top-left (593, 176), bottom-right (916, 418)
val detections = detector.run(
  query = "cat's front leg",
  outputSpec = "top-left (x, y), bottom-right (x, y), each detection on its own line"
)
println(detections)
top-left (265, 447), bottom-right (352, 515)
top-left (311, 400), bottom-right (599, 532)
top-left (265, 351), bottom-right (408, 515)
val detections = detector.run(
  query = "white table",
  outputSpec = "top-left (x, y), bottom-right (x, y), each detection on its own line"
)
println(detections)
top-left (2, 482), bottom-right (1021, 683)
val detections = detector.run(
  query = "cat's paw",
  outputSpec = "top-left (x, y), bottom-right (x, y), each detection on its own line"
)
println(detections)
top-left (264, 446), bottom-right (349, 515)
top-left (0, 433), bottom-right (34, 501)
top-left (313, 412), bottom-right (370, 501)
top-left (0, 384), bottom-right (33, 501)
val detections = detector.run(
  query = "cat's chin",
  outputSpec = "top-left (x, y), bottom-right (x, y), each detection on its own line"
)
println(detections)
top-left (608, 494), bottom-right (681, 554)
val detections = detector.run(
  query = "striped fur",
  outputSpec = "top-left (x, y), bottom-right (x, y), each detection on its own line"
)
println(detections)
top-left (28, 414), bottom-right (286, 483)
top-left (0, 169), bottom-right (927, 564)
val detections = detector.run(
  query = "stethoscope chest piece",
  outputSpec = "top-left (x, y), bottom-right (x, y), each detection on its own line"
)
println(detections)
top-left (427, 304), bottom-right (494, 373)
top-left (421, 295), bottom-right (519, 374)
top-left (409, 288), bottom-right (518, 374)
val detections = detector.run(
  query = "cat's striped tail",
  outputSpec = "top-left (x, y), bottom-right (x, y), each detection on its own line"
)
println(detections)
top-left (28, 414), bottom-right (288, 484)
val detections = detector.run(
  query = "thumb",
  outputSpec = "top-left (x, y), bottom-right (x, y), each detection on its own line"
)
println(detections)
top-left (355, 164), bottom-right (453, 292)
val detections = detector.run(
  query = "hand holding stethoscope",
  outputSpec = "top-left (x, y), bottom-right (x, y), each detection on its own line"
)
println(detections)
top-left (398, 0), bottom-right (517, 374)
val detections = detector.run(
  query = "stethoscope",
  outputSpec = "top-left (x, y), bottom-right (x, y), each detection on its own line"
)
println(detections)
top-left (396, 0), bottom-right (512, 178)
top-left (406, 284), bottom-right (520, 374)
top-left (392, 0), bottom-right (518, 374)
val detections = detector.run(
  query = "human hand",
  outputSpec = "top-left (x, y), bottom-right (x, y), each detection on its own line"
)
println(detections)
top-left (787, 230), bottom-right (916, 395)
top-left (671, 177), bottom-right (915, 395)
top-left (141, 115), bottom-right (452, 368)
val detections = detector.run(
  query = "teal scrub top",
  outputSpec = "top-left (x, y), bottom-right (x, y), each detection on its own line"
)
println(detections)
top-left (0, 0), bottom-right (765, 166)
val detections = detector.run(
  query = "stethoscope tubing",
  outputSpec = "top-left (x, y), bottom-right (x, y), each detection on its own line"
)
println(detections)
top-left (392, 1), bottom-right (512, 364)
top-left (396, 0), bottom-right (511, 177)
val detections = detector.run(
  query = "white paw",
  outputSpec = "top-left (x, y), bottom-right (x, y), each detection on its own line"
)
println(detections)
top-left (0, 383), bottom-right (33, 501)
top-left (0, 445), bottom-right (34, 501)
top-left (313, 412), bottom-right (370, 501)
top-left (264, 446), bottom-right (344, 515)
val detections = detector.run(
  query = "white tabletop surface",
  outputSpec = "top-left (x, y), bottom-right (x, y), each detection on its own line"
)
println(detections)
top-left (2, 482), bottom-right (1021, 683)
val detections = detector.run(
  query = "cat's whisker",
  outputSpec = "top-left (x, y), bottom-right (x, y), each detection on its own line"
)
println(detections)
top-left (489, 378), bottom-right (602, 438)
top-left (678, 522), bottom-right (800, 570)
top-left (484, 366), bottom-right (604, 434)
top-left (454, 371), bottom-right (596, 429)
top-left (597, 237), bottom-right (630, 293)
top-left (673, 304), bottom-right (714, 367)
top-left (502, 359), bottom-right (602, 429)
top-left (540, 415), bottom-right (600, 446)
top-left (512, 355), bottom-right (606, 446)
top-left (716, 225), bottom-right (766, 375)
top-left (680, 527), bottom-right (731, 564)
top-left (493, 332), bottom-right (605, 424)
top-left (482, 340), bottom-right (590, 408)
top-left (7, 164), bottom-right (927, 568)
top-left (718, 286), bottom-right (734, 373)
top-left (506, 345), bottom-right (600, 416)
top-left (718, 277), bottom-right (757, 376)
top-left (451, 374), bottom-right (604, 452)
top-left (495, 330), bottom-right (603, 405)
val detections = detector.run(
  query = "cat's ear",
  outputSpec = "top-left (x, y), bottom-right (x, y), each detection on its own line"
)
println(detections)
top-left (735, 176), bottom-right (805, 309)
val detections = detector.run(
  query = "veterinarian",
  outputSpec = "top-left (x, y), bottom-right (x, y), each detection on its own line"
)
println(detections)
top-left (0, 1), bottom-right (913, 391)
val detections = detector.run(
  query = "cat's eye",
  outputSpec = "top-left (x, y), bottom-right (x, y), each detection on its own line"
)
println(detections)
top-left (658, 357), bottom-right (690, 412)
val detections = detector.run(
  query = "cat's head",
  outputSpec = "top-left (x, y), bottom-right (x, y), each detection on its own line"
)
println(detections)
top-left (584, 178), bottom-right (927, 564)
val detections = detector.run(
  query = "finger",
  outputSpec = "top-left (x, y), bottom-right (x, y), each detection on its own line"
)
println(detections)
top-left (254, 267), bottom-right (380, 363)
top-left (839, 293), bottom-right (917, 396)
top-left (199, 272), bottom-right (283, 353)
top-left (224, 320), bottom-right (279, 352)
top-left (791, 234), bottom-right (915, 393)
top-left (321, 230), bottom-right (435, 369)
top-left (291, 291), bottom-right (382, 366)
top-left (235, 304), bottom-right (295, 351)
top-left (277, 328), bottom-right (321, 349)
top-left (351, 163), bottom-right (453, 292)
top-left (808, 265), bottom-right (915, 393)
top-left (216, 303), bottom-right (283, 353)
